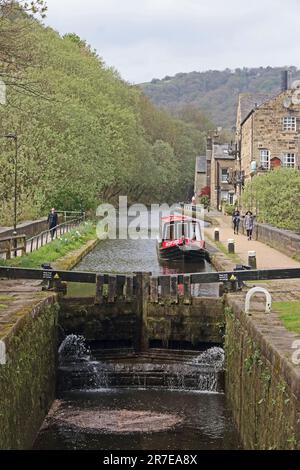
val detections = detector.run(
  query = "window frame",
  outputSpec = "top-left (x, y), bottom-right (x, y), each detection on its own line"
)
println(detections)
top-left (221, 168), bottom-right (229, 183)
top-left (283, 116), bottom-right (297, 132)
top-left (282, 153), bottom-right (296, 168)
top-left (260, 149), bottom-right (270, 170)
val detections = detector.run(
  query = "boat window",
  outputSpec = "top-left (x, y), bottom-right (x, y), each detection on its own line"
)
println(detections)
top-left (175, 223), bottom-right (187, 239)
top-left (163, 224), bottom-right (173, 240)
top-left (188, 221), bottom-right (202, 240)
top-left (162, 221), bottom-right (202, 240)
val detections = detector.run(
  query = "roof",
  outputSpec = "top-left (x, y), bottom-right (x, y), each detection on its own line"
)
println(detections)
top-left (196, 156), bottom-right (207, 174)
top-left (213, 144), bottom-right (235, 160)
top-left (239, 92), bottom-right (274, 124)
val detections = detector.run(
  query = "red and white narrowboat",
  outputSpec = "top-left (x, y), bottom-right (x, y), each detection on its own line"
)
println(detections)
top-left (157, 215), bottom-right (209, 262)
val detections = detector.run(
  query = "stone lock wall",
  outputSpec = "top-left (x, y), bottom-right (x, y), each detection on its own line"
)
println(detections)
top-left (59, 294), bottom-right (225, 351)
top-left (0, 297), bottom-right (59, 450)
top-left (225, 298), bottom-right (300, 450)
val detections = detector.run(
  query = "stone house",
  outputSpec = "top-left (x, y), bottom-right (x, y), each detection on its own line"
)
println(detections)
top-left (210, 143), bottom-right (236, 210)
top-left (194, 156), bottom-right (207, 203)
top-left (194, 139), bottom-right (237, 210)
top-left (236, 79), bottom-right (300, 183)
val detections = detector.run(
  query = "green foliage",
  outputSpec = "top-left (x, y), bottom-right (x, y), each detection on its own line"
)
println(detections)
top-left (245, 347), bottom-right (262, 373)
top-left (141, 67), bottom-right (300, 128)
top-left (199, 195), bottom-right (210, 208)
top-left (223, 203), bottom-right (235, 216)
top-left (242, 169), bottom-right (300, 231)
top-left (0, 15), bottom-right (206, 224)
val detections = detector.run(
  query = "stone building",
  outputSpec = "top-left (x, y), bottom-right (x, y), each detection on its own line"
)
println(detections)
top-left (236, 76), bottom-right (300, 183)
top-left (194, 139), bottom-right (237, 210)
top-left (194, 72), bottom-right (300, 210)
top-left (194, 156), bottom-right (207, 203)
top-left (210, 143), bottom-right (236, 210)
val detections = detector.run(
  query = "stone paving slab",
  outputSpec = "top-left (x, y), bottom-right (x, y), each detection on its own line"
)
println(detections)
top-left (0, 279), bottom-right (55, 340)
top-left (205, 213), bottom-right (300, 269)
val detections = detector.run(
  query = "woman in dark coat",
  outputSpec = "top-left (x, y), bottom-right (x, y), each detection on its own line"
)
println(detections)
top-left (232, 209), bottom-right (241, 235)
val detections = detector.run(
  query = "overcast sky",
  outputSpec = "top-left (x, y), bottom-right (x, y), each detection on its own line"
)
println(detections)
top-left (45, 0), bottom-right (299, 83)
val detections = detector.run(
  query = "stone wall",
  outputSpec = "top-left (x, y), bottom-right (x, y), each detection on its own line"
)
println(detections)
top-left (0, 218), bottom-right (48, 239)
top-left (225, 296), bottom-right (300, 450)
top-left (0, 297), bottom-right (59, 449)
top-left (240, 90), bottom-right (300, 181)
top-left (59, 296), bottom-right (225, 351)
top-left (241, 221), bottom-right (300, 258)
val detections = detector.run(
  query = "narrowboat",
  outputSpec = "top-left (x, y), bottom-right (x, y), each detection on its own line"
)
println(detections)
top-left (157, 215), bottom-right (209, 262)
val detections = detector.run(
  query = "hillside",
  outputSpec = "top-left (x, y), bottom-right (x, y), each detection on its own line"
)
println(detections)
top-left (140, 67), bottom-right (300, 129)
top-left (0, 4), bottom-right (207, 224)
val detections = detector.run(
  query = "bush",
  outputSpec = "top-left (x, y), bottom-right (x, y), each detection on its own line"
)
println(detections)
top-left (224, 203), bottom-right (235, 216)
top-left (242, 169), bottom-right (300, 232)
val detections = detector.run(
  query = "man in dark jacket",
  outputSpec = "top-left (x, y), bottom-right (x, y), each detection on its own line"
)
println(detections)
top-left (48, 208), bottom-right (58, 240)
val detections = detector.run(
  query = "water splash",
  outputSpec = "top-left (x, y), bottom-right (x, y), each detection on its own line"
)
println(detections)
top-left (59, 335), bottom-right (91, 363)
top-left (193, 347), bottom-right (225, 370)
top-left (57, 339), bottom-right (225, 393)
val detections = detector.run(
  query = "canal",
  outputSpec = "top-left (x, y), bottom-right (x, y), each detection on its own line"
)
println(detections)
top-left (33, 216), bottom-right (241, 450)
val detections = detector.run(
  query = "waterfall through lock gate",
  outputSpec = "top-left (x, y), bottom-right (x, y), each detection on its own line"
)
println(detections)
top-left (58, 335), bottom-right (225, 393)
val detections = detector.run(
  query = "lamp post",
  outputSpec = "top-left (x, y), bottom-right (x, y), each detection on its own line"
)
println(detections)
top-left (2, 133), bottom-right (18, 255)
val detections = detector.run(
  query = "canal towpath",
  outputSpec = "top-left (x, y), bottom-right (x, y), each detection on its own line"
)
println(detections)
top-left (204, 212), bottom-right (300, 269)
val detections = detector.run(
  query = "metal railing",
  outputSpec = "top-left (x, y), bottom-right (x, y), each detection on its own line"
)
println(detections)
top-left (26, 217), bottom-right (84, 254)
top-left (56, 211), bottom-right (86, 223)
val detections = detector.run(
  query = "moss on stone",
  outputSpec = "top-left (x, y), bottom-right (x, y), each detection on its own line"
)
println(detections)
top-left (0, 301), bottom-right (59, 450)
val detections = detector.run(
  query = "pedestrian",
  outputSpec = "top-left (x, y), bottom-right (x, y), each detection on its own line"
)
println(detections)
top-left (232, 208), bottom-right (241, 235)
top-left (244, 211), bottom-right (254, 241)
top-left (48, 208), bottom-right (58, 240)
top-left (191, 195), bottom-right (196, 208)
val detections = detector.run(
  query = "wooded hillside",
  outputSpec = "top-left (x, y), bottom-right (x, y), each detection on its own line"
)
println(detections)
top-left (140, 67), bottom-right (300, 128)
top-left (0, 2), bottom-right (207, 225)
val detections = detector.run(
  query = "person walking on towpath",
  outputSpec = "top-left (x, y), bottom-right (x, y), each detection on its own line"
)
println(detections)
top-left (232, 208), bottom-right (241, 235)
top-left (244, 211), bottom-right (254, 241)
top-left (48, 208), bottom-right (59, 240)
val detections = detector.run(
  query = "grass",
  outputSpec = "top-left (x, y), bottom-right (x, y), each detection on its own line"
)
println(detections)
top-left (0, 222), bottom-right (97, 269)
top-left (274, 301), bottom-right (300, 336)
top-left (205, 233), bottom-right (242, 264)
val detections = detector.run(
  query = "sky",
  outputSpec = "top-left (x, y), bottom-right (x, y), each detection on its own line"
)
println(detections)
top-left (45, 0), bottom-right (300, 84)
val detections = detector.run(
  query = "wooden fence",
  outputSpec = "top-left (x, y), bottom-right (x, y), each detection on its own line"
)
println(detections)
top-left (0, 235), bottom-right (27, 260)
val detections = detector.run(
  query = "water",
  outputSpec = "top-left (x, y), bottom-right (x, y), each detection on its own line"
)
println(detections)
top-left (69, 216), bottom-right (218, 297)
top-left (57, 341), bottom-right (225, 393)
top-left (33, 337), bottom-right (241, 450)
top-left (34, 390), bottom-right (240, 450)
top-left (33, 214), bottom-right (241, 450)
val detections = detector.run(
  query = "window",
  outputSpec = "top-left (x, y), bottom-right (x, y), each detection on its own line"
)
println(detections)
top-left (221, 169), bottom-right (229, 183)
top-left (283, 153), bottom-right (296, 168)
top-left (221, 191), bottom-right (229, 202)
top-left (260, 150), bottom-right (270, 170)
top-left (283, 116), bottom-right (296, 132)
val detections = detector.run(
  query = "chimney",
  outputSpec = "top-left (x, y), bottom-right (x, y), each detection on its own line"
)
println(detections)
top-left (282, 70), bottom-right (291, 91)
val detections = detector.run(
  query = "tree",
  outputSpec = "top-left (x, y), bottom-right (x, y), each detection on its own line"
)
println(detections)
top-left (0, 1), bottom-right (48, 97)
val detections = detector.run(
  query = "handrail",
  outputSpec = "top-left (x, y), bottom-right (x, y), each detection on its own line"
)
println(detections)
top-left (27, 218), bottom-right (83, 243)
top-left (0, 234), bottom-right (27, 259)
top-left (26, 217), bottom-right (84, 254)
